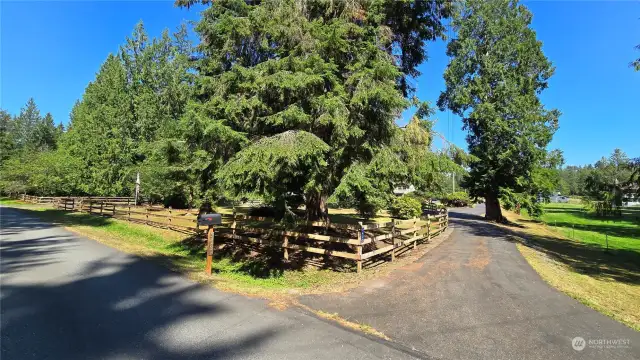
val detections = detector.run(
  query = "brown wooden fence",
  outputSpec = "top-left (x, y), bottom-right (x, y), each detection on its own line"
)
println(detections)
top-left (50, 197), bottom-right (448, 272)
top-left (22, 195), bottom-right (135, 205)
top-left (219, 212), bottom-right (449, 272)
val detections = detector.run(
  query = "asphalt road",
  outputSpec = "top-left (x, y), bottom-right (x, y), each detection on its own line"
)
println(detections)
top-left (301, 205), bottom-right (640, 360)
top-left (0, 206), bottom-right (419, 360)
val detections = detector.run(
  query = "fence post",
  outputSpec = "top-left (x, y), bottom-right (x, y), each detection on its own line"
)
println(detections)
top-left (232, 210), bottom-right (237, 236)
top-left (112, 204), bottom-right (115, 217)
top-left (145, 207), bottom-right (149, 225)
top-left (168, 206), bottom-right (172, 226)
top-left (283, 235), bottom-right (289, 260)
top-left (356, 221), bottom-right (364, 273)
top-left (89, 201), bottom-right (93, 214)
top-left (427, 217), bottom-right (431, 242)
top-left (413, 218), bottom-right (418, 249)
top-left (391, 220), bottom-right (396, 262)
top-left (100, 202), bottom-right (104, 216)
top-left (128, 205), bottom-right (131, 221)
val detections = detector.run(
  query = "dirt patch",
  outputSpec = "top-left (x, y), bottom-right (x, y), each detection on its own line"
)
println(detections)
top-left (465, 238), bottom-right (491, 270)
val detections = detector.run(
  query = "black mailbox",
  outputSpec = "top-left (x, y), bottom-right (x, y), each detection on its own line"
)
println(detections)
top-left (198, 213), bottom-right (222, 226)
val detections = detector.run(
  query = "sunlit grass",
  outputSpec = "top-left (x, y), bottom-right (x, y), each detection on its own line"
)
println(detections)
top-left (523, 203), bottom-right (639, 254)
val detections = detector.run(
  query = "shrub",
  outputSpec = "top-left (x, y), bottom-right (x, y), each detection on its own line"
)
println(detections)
top-left (390, 195), bottom-right (422, 219)
top-left (441, 191), bottom-right (471, 207)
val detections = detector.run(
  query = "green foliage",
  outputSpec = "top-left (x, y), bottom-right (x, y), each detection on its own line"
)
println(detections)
top-left (330, 160), bottom-right (397, 219)
top-left (63, 22), bottom-right (193, 198)
top-left (441, 191), bottom-right (470, 207)
top-left (632, 44), bottom-right (640, 71)
top-left (390, 195), bottom-right (422, 219)
top-left (217, 130), bottom-right (330, 217)
top-left (0, 149), bottom-right (83, 196)
top-left (0, 110), bottom-right (15, 163)
top-left (438, 0), bottom-right (559, 221)
top-left (182, 0), bottom-right (448, 218)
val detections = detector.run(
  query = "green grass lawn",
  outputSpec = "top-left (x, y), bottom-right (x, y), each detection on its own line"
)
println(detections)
top-left (527, 203), bottom-right (640, 254)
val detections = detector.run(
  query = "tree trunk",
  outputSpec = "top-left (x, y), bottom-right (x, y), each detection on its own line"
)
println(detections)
top-left (305, 192), bottom-right (328, 221)
top-left (485, 192), bottom-right (504, 222)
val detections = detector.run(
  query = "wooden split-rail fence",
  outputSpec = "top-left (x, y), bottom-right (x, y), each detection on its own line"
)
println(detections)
top-left (51, 197), bottom-right (448, 273)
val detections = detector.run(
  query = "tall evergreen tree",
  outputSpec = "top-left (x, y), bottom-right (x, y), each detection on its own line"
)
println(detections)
top-left (65, 22), bottom-right (194, 197)
top-left (33, 113), bottom-right (58, 151)
top-left (13, 98), bottom-right (42, 149)
top-left (0, 110), bottom-right (15, 163)
top-left (438, 0), bottom-right (559, 221)
top-left (180, 0), bottom-right (450, 219)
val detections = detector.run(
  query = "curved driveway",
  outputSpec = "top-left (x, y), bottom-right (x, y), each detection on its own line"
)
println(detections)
top-left (301, 205), bottom-right (640, 359)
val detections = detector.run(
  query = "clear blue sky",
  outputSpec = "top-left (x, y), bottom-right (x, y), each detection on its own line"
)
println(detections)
top-left (1, 1), bottom-right (638, 166)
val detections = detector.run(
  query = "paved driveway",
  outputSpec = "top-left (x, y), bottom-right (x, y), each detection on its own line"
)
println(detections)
top-left (301, 205), bottom-right (640, 360)
top-left (0, 207), bottom-right (420, 360)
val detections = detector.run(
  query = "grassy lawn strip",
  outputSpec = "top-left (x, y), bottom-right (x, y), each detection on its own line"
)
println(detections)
top-left (504, 204), bottom-right (640, 331)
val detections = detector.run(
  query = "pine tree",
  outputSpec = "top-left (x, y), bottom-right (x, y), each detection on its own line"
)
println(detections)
top-left (13, 98), bottom-right (42, 149)
top-left (0, 110), bottom-right (15, 163)
top-left (181, 0), bottom-right (449, 219)
top-left (33, 113), bottom-right (58, 151)
top-left (438, 0), bottom-right (560, 221)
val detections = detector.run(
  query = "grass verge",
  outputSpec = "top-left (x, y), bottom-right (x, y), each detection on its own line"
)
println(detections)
top-left (503, 207), bottom-right (640, 331)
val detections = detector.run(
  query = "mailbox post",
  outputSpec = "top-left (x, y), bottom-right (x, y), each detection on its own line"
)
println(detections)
top-left (198, 213), bottom-right (222, 275)
top-left (206, 226), bottom-right (214, 275)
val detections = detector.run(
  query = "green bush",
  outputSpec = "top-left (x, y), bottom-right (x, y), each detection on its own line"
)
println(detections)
top-left (441, 191), bottom-right (471, 207)
top-left (390, 195), bottom-right (422, 219)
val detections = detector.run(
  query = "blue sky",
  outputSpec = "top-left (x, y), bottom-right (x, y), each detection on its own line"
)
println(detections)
top-left (1, 1), bottom-right (639, 166)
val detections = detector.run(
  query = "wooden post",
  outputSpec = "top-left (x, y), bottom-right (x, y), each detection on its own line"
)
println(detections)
top-left (145, 207), bottom-right (149, 225)
top-left (100, 202), bottom-right (104, 216)
top-left (391, 220), bottom-right (396, 262)
top-left (168, 206), bottom-right (172, 226)
top-left (413, 218), bottom-right (418, 249)
top-left (283, 236), bottom-right (289, 260)
top-left (427, 217), bottom-right (431, 242)
top-left (205, 226), bottom-right (214, 275)
top-left (89, 201), bottom-right (93, 214)
top-left (72, 198), bottom-right (75, 211)
top-left (357, 221), bottom-right (364, 273)
top-left (231, 210), bottom-right (237, 235)
top-left (112, 204), bottom-right (116, 217)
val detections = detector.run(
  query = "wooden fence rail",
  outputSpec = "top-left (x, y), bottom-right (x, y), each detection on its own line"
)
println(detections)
top-left (48, 197), bottom-right (448, 273)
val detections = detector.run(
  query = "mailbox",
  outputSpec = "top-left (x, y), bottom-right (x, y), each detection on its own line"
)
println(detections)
top-left (198, 213), bottom-right (222, 226)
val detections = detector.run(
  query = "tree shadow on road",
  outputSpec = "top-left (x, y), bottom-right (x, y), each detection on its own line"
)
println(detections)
top-left (1, 212), bottom-right (280, 359)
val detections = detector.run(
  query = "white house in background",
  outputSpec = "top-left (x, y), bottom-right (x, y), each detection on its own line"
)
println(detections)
top-left (549, 193), bottom-right (569, 203)
top-left (622, 185), bottom-right (640, 207)
top-left (393, 184), bottom-right (416, 195)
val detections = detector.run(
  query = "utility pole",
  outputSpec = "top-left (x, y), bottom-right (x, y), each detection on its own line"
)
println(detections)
top-left (452, 172), bottom-right (455, 193)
